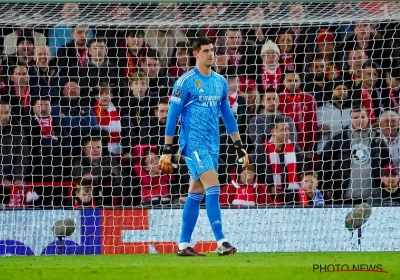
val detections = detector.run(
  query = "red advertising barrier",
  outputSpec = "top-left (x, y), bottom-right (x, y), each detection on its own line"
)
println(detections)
top-left (101, 210), bottom-right (217, 254)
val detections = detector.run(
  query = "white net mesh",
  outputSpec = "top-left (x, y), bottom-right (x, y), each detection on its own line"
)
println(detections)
top-left (0, 1), bottom-right (399, 255)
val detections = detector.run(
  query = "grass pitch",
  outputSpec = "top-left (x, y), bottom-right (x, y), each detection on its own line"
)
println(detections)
top-left (1, 252), bottom-right (399, 280)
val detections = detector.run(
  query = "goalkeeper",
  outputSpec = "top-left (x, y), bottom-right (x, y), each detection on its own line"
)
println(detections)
top-left (159, 37), bottom-right (249, 257)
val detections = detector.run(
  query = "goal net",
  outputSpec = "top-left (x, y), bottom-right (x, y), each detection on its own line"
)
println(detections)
top-left (0, 1), bottom-right (400, 255)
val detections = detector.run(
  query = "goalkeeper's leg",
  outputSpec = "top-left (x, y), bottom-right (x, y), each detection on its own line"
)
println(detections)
top-left (177, 179), bottom-right (206, 257)
top-left (200, 169), bottom-right (237, 256)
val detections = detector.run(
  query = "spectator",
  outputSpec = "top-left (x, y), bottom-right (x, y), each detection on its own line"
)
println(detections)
top-left (59, 78), bottom-right (98, 150)
top-left (69, 178), bottom-right (98, 208)
top-left (220, 68), bottom-right (246, 165)
top-left (316, 81), bottom-right (352, 153)
top-left (248, 88), bottom-right (296, 147)
top-left (145, 10), bottom-right (186, 66)
top-left (244, 40), bottom-right (282, 93)
top-left (139, 48), bottom-right (174, 98)
top-left (314, 29), bottom-right (340, 80)
top-left (186, 3), bottom-right (220, 44)
top-left (115, 29), bottom-right (148, 80)
top-left (3, 21), bottom-right (46, 55)
top-left (279, 72), bottom-right (318, 156)
top-left (94, 81), bottom-right (130, 156)
top-left (3, 65), bottom-right (40, 122)
top-left (220, 27), bottom-right (244, 68)
top-left (0, 100), bottom-right (28, 205)
top-left (79, 38), bottom-right (125, 98)
top-left (24, 95), bottom-right (68, 181)
top-left (133, 144), bottom-right (173, 206)
top-left (304, 55), bottom-right (334, 107)
top-left (379, 110), bottom-right (400, 169)
top-left (139, 97), bottom-right (178, 149)
top-left (213, 46), bottom-right (231, 75)
top-left (72, 136), bottom-right (121, 206)
top-left (95, 5), bottom-right (132, 59)
top-left (276, 31), bottom-right (303, 74)
top-left (354, 61), bottom-right (383, 124)
top-left (373, 163), bottom-right (400, 206)
top-left (23, 95), bottom-right (69, 206)
top-left (168, 42), bottom-right (194, 79)
top-left (29, 45), bottom-right (59, 103)
top-left (220, 164), bottom-right (268, 207)
top-left (297, 171), bottom-right (324, 206)
top-left (384, 70), bottom-right (400, 114)
top-left (321, 106), bottom-right (390, 205)
top-left (55, 24), bottom-right (90, 78)
top-left (238, 78), bottom-right (260, 126)
top-left (2, 37), bottom-right (36, 76)
top-left (341, 47), bottom-right (366, 92)
top-left (48, 3), bottom-right (94, 56)
top-left (120, 71), bottom-right (151, 130)
top-left (337, 22), bottom-right (390, 75)
top-left (255, 115), bottom-right (305, 205)
top-left (224, 67), bottom-right (246, 116)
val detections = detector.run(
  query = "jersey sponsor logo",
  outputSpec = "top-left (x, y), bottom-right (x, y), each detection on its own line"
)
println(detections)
top-left (195, 80), bottom-right (202, 88)
top-left (199, 95), bottom-right (220, 106)
top-left (351, 143), bottom-right (370, 164)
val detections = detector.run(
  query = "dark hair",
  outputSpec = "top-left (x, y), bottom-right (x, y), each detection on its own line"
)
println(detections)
top-left (225, 27), bottom-right (241, 34)
top-left (310, 54), bottom-right (325, 66)
top-left (158, 97), bottom-right (169, 106)
top-left (82, 136), bottom-right (102, 147)
top-left (362, 60), bottom-right (380, 72)
top-left (170, 41), bottom-right (194, 66)
top-left (10, 65), bottom-right (27, 75)
top-left (0, 99), bottom-right (8, 106)
top-left (31, 95), bottom-right (51, 106)
top-left (351, 104), bottom-right (366, 114)
top-left (223, 66), bottom-right (240, 80)
top-left (268, 114), bottom-right (286, 132)
top-left (88, 38), bottom-right (107, 47)
top-left (125, 29), bottom-right (145, 38)
top-left (61, 77), bottom-right (80, 87)
top-left (264, 87), bottom-right (278, 94)
top-left (142, 48), bottom-right (159, 61)
top-left (192, 37), bottom-right (213, 52)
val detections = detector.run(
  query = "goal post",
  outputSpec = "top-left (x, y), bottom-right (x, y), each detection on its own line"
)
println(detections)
top-left (0, 1), bottom-right (399, 255)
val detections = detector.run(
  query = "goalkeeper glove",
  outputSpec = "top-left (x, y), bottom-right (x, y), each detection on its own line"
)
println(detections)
top-left (158, 144), bottom-right (173, 174)
top-left (233, 140), bottom-right (249, 169)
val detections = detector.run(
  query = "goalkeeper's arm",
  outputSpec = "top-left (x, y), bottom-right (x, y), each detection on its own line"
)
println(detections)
top-left (159, 102), bottom-right (182, 174)
top-left (220, 98), bottom-right (249, 169)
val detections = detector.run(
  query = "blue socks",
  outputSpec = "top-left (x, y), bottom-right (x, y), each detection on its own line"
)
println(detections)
top-left (205, 186), bottom-right (225, 242)
top-left (178, 187), bottom-right (226, 250)
top-left (179, 192), bottom-right (203, 249)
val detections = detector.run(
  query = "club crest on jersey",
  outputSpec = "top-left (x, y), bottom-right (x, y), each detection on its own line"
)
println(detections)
top-left (195, 80), bottom-right (202, 88)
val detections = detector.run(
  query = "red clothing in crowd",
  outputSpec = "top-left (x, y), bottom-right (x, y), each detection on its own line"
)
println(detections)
top-left (220, 169), bottom-right (270, 206)
top-left (361, 87), bottom-right (377, 124)
top-left (133, 145), bottom-right (173, 204)
top-left (278, 89), bottom-right (318, 151)
top-left (168, 64), bottom-right (187, 79)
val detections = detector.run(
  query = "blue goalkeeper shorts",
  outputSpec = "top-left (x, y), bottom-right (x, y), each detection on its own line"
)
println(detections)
top-left (184, 150), bottom-right (219, 180)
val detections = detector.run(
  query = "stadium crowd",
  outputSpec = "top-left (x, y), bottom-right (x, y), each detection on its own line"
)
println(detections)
top-left (0, 2), bottom-right (400, 208)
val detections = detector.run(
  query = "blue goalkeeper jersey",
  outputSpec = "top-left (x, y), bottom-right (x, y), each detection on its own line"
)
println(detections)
top-left (168, 67), bottom-right (238, 156)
